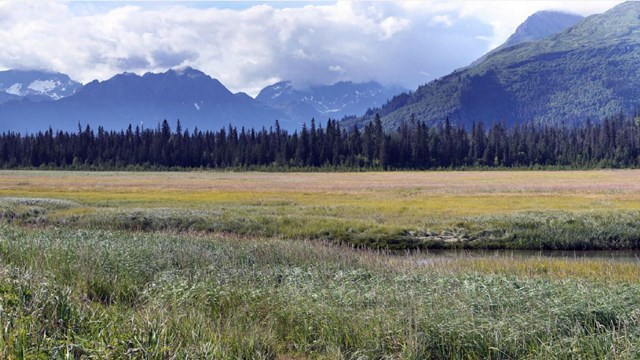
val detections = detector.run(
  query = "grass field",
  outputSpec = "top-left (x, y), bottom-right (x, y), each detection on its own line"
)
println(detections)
top-left (2, 170), bottom-right (640, 358)
top-left (2, 170), bottom-right (640, 249)
top-left (2, 227), bottom-right (640, 359)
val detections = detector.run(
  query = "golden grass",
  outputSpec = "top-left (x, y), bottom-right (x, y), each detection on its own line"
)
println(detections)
top-left (346, 249), bottom-right (640, 284)
top-left (2, 170), bottom-right (640, 222)
top-left (3, 169), bottom-right (640, 193)
top-left (442, 257), bottom-right (640, 283)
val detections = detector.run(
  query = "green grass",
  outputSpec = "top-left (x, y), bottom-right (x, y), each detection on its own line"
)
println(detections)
top-left (3, 195), bottom-right (640, 250)
top-left (3, 170), bottom-right (640, 250)
top-left (1, 225), bottom-right (640, 359)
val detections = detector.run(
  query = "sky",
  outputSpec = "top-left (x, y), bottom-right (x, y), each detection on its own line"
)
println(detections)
top-left (0, 0), bottom-right (626, 96)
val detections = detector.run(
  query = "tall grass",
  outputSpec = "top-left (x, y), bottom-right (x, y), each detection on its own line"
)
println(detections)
top-left (1, 225), bottom-right (640, 358)
top-left (4, 195), bottom-right (640, 250)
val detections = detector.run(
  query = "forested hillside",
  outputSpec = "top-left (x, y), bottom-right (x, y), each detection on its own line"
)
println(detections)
top-left (346, 2), bottom-right (640, 130)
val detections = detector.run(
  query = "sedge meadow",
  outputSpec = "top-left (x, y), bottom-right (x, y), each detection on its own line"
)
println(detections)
top-left (0, 170), bottom-right (640, 358)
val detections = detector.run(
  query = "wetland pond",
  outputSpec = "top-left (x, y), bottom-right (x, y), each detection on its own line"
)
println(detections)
top-left (414, 249), bottom-right (640, 263)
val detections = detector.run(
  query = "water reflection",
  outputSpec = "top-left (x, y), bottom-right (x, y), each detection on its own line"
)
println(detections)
top-left (417, 249), bottom-right (640, 263)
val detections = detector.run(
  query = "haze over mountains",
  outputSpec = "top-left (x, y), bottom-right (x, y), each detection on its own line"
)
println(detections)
top-left (3, 2), bottom-right (640, 134)
top-left (0, 68), bottom-right (298, 133)
top-left (256, 81), bottom-right (406, 124)
top-left (0, 67), bottom-right (402, 133)
top-left (348, 1), bottom-right (640, 130)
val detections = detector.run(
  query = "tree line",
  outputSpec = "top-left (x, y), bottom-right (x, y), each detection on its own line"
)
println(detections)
top-left (1, 114), bottom-right (640, 170)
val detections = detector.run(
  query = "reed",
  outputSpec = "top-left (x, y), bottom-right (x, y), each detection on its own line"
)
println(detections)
top-left (0, 226), bottom-right (639, 358)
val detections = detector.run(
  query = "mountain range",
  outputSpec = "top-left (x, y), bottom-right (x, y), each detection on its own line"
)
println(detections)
top-left (256, 81), bottom-right (406, 123)
top-left (0, 68), bottom-right (296, 133)
top-left (347, 1), bottom-right (640, 130)
top-left (4, 2), bottom-right (640, 134)
top-left (0, 68), bottom-right (402, 133)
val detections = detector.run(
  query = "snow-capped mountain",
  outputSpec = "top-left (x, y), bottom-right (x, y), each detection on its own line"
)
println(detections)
top-left (0, 70), bottom-right (81, 103)
top-left (0, 68), bottom-right (404, 133)
top-left (0, 67), bottom-right (293, 133)
top-left (256, 81), bottom-right (406, 123)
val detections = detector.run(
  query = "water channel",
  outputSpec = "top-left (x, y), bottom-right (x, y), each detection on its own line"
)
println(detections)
top-left (415, 249), bottom-right (640, 263)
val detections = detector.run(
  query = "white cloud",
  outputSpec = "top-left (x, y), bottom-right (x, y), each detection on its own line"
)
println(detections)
top-left (427, 0), bottom-right (624, 49)
top-left (328, 65), bottom-right (345, 73)
top-left (0, 0), bottom-right (626, 96)
top-left (380, 16), bottom-right (412, 39)
top-left (430, 15), bottom-right (453, 28)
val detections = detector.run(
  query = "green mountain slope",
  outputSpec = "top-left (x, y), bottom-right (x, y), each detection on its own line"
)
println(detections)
top-left (470, 11), bottom-right (583, 67)
top-left (347, 1), bottom-right (640, 130)
top-left (501, 11), bottom-right (583, 47)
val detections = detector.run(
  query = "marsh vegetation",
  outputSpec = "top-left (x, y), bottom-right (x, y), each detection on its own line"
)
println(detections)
top-left (3, 170), bottom-right (640, 250)
top-left (1, 170), bottom-right (640, 358)
top-left (2, 227), bottom-right (640, 358)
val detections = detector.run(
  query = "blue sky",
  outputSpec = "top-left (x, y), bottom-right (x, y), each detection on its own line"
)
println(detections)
top-left (0, 1), bottom-right (625, 95)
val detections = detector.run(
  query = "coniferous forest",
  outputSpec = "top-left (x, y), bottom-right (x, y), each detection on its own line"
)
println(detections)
top-left (2, 113), bottom-right (640, 170)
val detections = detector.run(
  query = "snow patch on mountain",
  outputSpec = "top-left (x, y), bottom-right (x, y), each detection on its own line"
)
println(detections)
top-left (28, 79), bottom-right (58, 92)
top-left (0, 70), bottom-right (82, 103)
top-left (5, 83), bottom-right (22, 96)
top-left (256, 80), bottom-right (406, 122)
